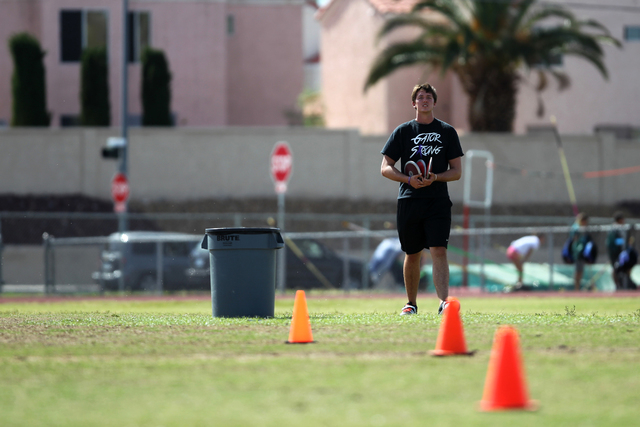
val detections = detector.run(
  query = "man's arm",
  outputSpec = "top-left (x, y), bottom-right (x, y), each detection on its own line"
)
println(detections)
top-left (433, 156), bottom-right (462, 182)
top-left (381, 155), bottom-right (407, 183)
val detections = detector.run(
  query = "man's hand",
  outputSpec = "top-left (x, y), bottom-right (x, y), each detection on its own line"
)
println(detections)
top-left (409, 174), bottom-right (435, 188)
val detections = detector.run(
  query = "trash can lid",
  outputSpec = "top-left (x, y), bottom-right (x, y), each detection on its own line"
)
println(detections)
top-left (205, 227), bottom-right (281, 235)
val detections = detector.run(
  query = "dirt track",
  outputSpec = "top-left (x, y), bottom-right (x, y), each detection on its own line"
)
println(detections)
top-left (2, 289), bottom-right (640, 305)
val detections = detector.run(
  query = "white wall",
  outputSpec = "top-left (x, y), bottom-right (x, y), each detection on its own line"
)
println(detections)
top-left (1, 127), bottom-right (639, 208)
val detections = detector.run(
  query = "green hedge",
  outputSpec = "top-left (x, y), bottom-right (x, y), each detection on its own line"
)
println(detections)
top-left (9, 33), bottom-right (50, 126)
top-left (81, 46), bottom-right (111, 126)
top-left (141, 48), bottom-right (172, 126)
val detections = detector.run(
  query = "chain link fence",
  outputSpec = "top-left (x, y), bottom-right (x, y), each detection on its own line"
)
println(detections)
top-left (1, 212), bottom-right (638, 294)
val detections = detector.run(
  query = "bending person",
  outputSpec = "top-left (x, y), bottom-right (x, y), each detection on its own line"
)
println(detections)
top-left (506, 233), bottom-right (544, 287)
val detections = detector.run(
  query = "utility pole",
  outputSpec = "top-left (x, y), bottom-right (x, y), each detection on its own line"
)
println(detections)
top-left (119, 0), bottom-right (129, 232)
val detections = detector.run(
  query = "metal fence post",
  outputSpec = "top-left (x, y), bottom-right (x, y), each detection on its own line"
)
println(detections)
top-left (342, 236), bottom-right (349, 290)
top-left (156, 241), bottom-right (164, 294)
top-left (99, 250), bottom-right (106, 295)
top-left (118, 247), bottom-right (125, 293)
top-left (362, 217), bottom-right (370, 289)
top-left (548, 231), bottom-right (554, 288)
top-left (479, 228), bottom-right (486, 290)
top-left (43, 232), bottom-right (55, 295)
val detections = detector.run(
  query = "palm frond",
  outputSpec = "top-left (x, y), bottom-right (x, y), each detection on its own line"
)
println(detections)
top-left (441, 38), bottom-right (463, 71)
top-left (535, 69), bottom-right (547, 92)
top-left (529, 26), bottom-right (604, 57)
top-left (549, 69), bottom-right (571, 90)
top-left (561, 45), bottom-right (609, 79)
top-left (470, 0), bottom-right (513, 34)
top-left (523, 6), bottom-right (575, 30)
top-left (378, 14), bottom-right (435, 40)
top-left (578, 19), bottom-right (610, 35)
top-left (507, 0), bottom-right (537, 35)
top-left (412, 0), bottom-right (469, 31)
top-left (593, 33), bottom-right (622, 48)
top-left (536, 93), bottom-right (545, 117)
top-left (364, 41), bottom-right (444, 90)
top-left (529, 67), bottom-right (571, 92)
top-left (576, 20), bottom-right (622, 48)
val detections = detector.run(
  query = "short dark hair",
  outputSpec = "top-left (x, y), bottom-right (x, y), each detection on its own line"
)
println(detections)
top-left (613, 211), bottom-right (625, 222)
top-left (411, 83), bottom-right (437, 103)
top-left (577, 212), bottom-right (589, 223)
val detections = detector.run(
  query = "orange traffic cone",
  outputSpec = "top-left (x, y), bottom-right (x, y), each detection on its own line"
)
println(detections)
top-left (431, 297), bottom-right (474, 356)
top-left (286, 290), bottom-right (315, 344)
top-left (479, 325), bottom-right (538, 411)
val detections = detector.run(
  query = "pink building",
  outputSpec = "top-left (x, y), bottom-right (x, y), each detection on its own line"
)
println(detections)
top-left (0, 0), bottom-right (305, 127)
top-left (317, 0), bottom-right (466, 136)
top-left (318, 0), bottom-right (640, 136)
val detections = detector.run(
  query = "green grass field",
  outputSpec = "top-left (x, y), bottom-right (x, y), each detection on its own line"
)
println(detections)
top-left (1, 294), bottom-right (640, 427)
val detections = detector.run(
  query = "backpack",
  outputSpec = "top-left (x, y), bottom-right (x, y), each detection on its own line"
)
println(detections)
top-left (617, 246), bottom-right (638, 271)
top-left (564, 234), bottom-right (598, 264)
top-left (581, 238), bottom-right (598, 264)
top-left (562, 237), bottom-right (574, 264)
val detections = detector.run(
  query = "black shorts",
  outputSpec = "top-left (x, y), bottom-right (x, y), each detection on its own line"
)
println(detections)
top-left (396, 197), bottom-right (452, 254)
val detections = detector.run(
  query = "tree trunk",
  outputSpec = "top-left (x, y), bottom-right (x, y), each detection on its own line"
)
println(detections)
top-left (456, 63), bottom-right (518, 132)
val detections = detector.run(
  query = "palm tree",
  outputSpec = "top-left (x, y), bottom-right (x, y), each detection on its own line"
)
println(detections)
top-left (365, 0), bottom-right (621, 132)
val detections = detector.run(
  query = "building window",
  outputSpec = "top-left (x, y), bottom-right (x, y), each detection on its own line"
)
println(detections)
top-left (60, 9), bottom-right (108, 62)
top-left (227, 14), bottom-right (235, 36)
top-left (624, 26), bottom-right (640, 41)
top-left (128, 11), bottom-right (151, 62)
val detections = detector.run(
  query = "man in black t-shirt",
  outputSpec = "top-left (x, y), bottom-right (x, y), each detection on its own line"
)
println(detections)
top-left (380, 83), bottom-right (464, 315)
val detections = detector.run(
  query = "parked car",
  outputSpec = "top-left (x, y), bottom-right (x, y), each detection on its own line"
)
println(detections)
top-left (91, 231), bottom-right (209, 292)
top-left (188, 237), bottom-right (365, 290)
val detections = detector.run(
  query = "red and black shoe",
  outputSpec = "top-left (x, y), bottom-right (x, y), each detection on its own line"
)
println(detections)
top-left (400, 303), bottom-right (417, 315)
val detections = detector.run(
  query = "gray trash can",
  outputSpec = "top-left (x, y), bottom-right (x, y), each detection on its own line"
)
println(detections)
top-left (201, 227), bottom-right (284, 318)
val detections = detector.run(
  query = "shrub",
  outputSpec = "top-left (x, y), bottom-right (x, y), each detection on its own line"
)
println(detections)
top-left (141, 48), bottom-right (172, 126)
top-left (9, 33), bottom-right (50, 126)
top-left (80, 46), bottom-right (110, 126)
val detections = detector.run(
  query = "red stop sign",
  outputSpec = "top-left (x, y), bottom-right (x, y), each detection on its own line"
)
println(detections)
top-left (111, 172), bottom-right (130, 203)
top-left (270, 141), bottom-right (293, 185)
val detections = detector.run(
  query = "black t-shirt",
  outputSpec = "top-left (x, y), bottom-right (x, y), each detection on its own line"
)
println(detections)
top-left (381, 118), bottom-right (464, 199)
